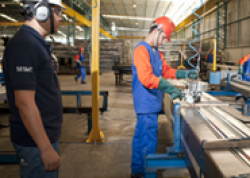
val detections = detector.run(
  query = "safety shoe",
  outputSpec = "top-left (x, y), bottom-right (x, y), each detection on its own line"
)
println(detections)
top-left (81, 81), bottom-right (86, 84)
top-left (131, 173), bottom-right (143, 178)
top-left (74, 77), bottom-right (78, 82)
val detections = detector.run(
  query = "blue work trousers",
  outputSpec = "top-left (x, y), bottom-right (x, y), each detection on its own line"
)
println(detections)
top-left (76, 66), bottom-right (86, 82)
top-left (13, 141), bottom-right (59, 178)
top-left (131, 113), bottom-right (159, 175)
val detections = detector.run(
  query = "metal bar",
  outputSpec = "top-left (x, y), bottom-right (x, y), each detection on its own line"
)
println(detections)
top-left (84, 26), bottom-right (88, 39)
top-left (77, 93), bottom-right (81, 107)
top-left (61, 91), bottom-right (108, 96)
top-left (212, 38), bottom-right (217, 71)
top-left (145, 155), bottom-right (186, 170)
top-left (227, 73), bottom-right (231, 90)
top-left (116, 36), bottom-right (145, 39)
top-left (86, 0), bottom-right (104, 143)
top-left (178, 101), bottom-right (229, 108)
top-left (73, 16), bottom-right (75, 45)
top-left (174, 103), bottom-right (181, 152)
top-left (237, 0), bottom-right (240, 47)
top-left (206, 91), bottom-right (238, 96)
top-left (0, 153), bottom-right (18, 164)
top-left (89, 27), bottom-right (91, 39)
top-left (203, 139), bottom-right (250, 149)
top-left (67, 18), bottom-right (70, 45)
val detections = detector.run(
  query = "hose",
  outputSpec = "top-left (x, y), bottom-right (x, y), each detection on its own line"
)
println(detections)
top-left (185, 0), bottom-right (204, 84)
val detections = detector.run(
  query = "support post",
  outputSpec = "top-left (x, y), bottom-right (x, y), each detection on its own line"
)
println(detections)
top-left (73, 17), bottom-right (75, 45)
top-left (89, 27), bottom-right (91, 39)
top-left (86, 0), bottom-right (104, 143)
top-left (84, 26), bottom-right (88, 39)
top-left (67, 18), bottom-right (70, 46)
top-left (167, 103), bottom-right (181, 153)
top-left (212, 37), bottom-right (217, 71)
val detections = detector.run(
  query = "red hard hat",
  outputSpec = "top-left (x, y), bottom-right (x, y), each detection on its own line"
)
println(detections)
top-left (154, 16), bottom-right (176, 42)
top-left (79, 47), bottom-right (84, 52)
top-left (209, 49), bottom-right (213, 52)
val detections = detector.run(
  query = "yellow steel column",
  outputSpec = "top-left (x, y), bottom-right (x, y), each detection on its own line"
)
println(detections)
top-left (86, 0), bottom-right (104, 143)
top-left (177, 44), bottom-right (186, 70)
top-left (212, 38), bottom-right (217, 71)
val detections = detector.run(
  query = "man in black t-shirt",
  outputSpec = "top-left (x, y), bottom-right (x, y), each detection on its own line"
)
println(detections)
top-left (3, 1), bottom-right (65, 177)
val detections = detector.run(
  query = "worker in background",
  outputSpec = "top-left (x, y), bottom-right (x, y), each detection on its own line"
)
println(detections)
top-left (131, 16), bottom-right (197, 178)
top-left (238, 54), bottom-right (250, 81)
top-left (2, 0), bottom-right (65, 177)
top-left (74, 47), bottom-right (86, 84)
top-left (205, 49), bottom-right (213, 63)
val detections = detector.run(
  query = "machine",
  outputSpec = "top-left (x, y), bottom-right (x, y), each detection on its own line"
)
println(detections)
top-left (145, 89), bottom-right (250, 178)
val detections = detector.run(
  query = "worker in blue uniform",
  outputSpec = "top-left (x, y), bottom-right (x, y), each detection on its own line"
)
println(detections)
top-left (205, 49), bottom-right (213, 63)
top-left (131, 16), bottom-right (197, 178)
top-left (238, 54), bottom-right (250, 81)
top-left (74, 47), bottom-right (86, 84)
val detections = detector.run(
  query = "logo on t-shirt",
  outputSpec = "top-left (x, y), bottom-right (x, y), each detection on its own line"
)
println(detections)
top-left (16, 66), bottom-right (33, 73)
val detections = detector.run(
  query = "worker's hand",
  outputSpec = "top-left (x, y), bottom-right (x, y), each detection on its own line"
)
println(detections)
top-left (238, 65), bottom-right (243, 74)
top-left (41, 146), bottom-right (61, 171)
top-left (188, 72), bottom-right (198, 79)
top-left (158, 77), bottom-right (182, 101)
top-left (176, 70), bottom-right (198, 79)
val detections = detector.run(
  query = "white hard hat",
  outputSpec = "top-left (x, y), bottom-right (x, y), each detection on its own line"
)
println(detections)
top-left (21, 0), bottom-right (66, 10)
top-left (47, 0), bottom-right (66, 10)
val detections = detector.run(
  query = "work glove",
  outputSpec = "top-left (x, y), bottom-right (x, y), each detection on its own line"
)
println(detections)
top-left (176, 70), bottom-right (198, 80)
top-left (238, 65), bottom-right (243, 74)
top-left (158, 77), bottom-right (182, 101)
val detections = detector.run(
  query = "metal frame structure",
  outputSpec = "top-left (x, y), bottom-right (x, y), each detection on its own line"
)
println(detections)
top-left (175, 0), bottom-right (250, 49)
top-left (208, 73), bottom-right (250, 116)
top-left (145, 91), bottom-right (250, 178)
top-left (0, 90), bottom-right (109, 164)
top-left (145, 103), bottom-right (191, 178)
top-left (216, 0), bottom-right (227, 51)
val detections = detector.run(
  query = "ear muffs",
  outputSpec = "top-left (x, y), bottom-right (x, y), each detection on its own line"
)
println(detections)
top-left (20, 0), bottom-right (50, 22)
top-left (34, 0), bottom-right (50, 22)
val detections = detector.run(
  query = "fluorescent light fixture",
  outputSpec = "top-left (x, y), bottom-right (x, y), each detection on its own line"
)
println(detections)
top-left (76, 26), bottom-right (84, 31)
top-left (0, 14), bottom-right (18, 22)
top-left (57, 31), bottom-right (66, 37)
top-left (116, 27), bottom-right (149, 32)
top-left (133, 4), bottom-right (137, 8)
top-left (135, 22), bottom-right (138, 25)
top-left (103, 15), bottom-right (153, 21)
top-left (111, 22), bottom-right (116, 31)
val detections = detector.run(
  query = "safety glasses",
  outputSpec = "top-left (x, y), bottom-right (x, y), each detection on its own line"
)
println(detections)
top-left (51, 7), bottom-right (63, 16)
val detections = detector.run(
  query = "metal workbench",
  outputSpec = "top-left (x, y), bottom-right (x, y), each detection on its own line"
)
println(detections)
top-left (112, 64), bottom-right (132, 86)
top-left (145, 93), bottom-right (250, 178)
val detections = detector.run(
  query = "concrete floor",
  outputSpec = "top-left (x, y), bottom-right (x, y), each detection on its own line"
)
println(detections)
top-left (0, 72), bottom-right (189, 178)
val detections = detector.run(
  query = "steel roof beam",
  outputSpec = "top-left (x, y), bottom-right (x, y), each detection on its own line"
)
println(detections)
top-left (62, 2), bottom-right (114, 39)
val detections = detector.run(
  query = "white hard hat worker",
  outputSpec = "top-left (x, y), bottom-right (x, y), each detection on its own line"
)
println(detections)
top-left (19, 0), bottom-right (66, 34)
